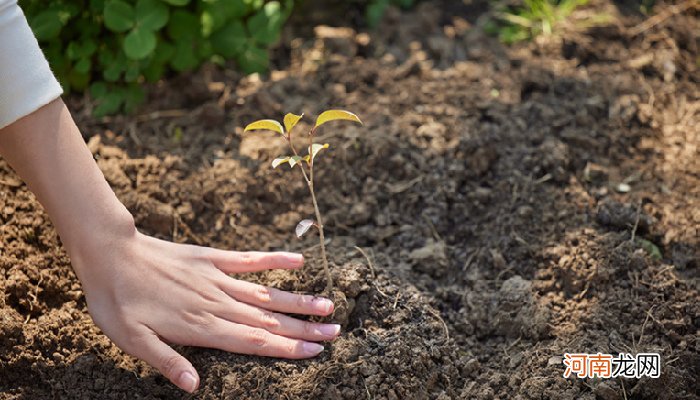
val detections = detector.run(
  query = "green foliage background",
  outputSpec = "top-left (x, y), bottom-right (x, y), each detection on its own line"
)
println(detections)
top-left (20, 0), bottom-right (292, 116)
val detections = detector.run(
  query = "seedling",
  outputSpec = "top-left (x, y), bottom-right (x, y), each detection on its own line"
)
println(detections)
top-left (244, 110), bottom-right (362, 292)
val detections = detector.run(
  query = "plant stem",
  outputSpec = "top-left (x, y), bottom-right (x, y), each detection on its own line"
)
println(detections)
top-left (308, 177), bottom-right (333, 293)
top-left (287, 136), bottom-right (333, 293)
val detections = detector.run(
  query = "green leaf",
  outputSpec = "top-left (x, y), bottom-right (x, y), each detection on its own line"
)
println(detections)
top-left (170, 39), bottom-right (199, 71)
top-left (200, 10), bottom-right (215, 37)
top-left (314, 110), bottom-right (363, 129)
top-left (220, 1), bottom-right (250, 19)
top-left (101, 50), bottom-right (127, 81)
top-left (200, 1), bottom-right (247, 36)
top-left (68, 69), bottom-right (90, 91)
top-left (167, 10), bottom-right (200, 40)
top-left (93, 90), bottom-right (125, 117)
top-left (104, 0), bottom-right (135, 32)
top-left (74, 58), bottom-right (92, 74)
top-left (124, 27), bottom-right (157, 60)
top-left (366, 0), bottom-right (389, 28)
top-left (161, 0), bottom-right (190, 5)
top-left (244, 119), bottom-right (284, 135)
top-left (289, 155), bottom-right (303, 168)
top-left (197, 39), bottom-right (214, 59)
top-left (637, 238), bottom-right (662, 261)
top-left (90, 82), bottom-right (108, 98)
top-left (67, 40), bottom-right (98, 60)
top-left (90, 0), bottom-right (106, 12)
top-left (236, 43), bottom-right (268, 74)
top-left (247, 1), bottom-right (283, 45)
top-left (136, 0), bottom-right (169, 31)
top-left (124, 60), bottom-right (141, 81)
top-left (123, 85), bottom-right (145, 113)
top-left (309, 143), bottom-right (329, 162)
top-left (143, 40), bottom-right (175, 81)
top-left (29, 10), bottom-right (63, 41)
top-left (272, 157), bottom-right (290, 168)
top-left (211, 21), bottom-right (246, 57)
top-left (283, 113), bottom-right (303, 133)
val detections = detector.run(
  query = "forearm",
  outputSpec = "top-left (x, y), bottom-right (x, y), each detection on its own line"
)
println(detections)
top-left (0, 99), bottom-right (134, 263)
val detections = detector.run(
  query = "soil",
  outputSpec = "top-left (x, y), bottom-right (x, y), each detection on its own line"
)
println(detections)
top-left (1, 0), bottom-right (698, 399)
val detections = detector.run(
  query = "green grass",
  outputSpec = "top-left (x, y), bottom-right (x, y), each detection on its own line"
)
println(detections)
top-left (488, 0), bottom-right (590, 44)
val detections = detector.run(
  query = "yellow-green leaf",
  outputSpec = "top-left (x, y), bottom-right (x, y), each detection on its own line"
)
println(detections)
top-left (244, 119), bottom-right (284, 135)
top-left (272, 157), bottom-right (290, 168)
top-left (289, 155), bottom-right (303, 168)
top-left (284, 113), bottom-right (303, 133)
top-left (314, 110), bottom-right (362, 129)
top-left (309, 143), bottom-right (329, 162)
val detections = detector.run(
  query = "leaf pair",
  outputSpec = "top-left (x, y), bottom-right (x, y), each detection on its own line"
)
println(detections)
top-left (244, 110), bottom-right (362, 137)
top-left (272, 155), bottom-right (306, 169)
top-left (271, 143), bottom-right (329, 169)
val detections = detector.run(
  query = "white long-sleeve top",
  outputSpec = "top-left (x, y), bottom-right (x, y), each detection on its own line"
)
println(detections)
top-left (0, 0), bottom-right (63, 129)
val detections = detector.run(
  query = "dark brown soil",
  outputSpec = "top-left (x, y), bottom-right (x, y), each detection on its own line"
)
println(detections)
top-left (1, 1), bottom-right (698, 399)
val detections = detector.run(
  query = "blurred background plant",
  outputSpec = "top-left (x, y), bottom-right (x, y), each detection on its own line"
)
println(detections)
top-left (364, 0), bottom-right (416, 27)
top-left (19, 0), bottom-right (628, 116)
top-left (486, 0), bottom-right (611, 44)
top-left (20, 0), bottom-right (292, 116)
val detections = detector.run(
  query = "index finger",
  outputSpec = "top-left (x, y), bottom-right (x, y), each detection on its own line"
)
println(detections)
top-left (206, 249), bottom-right (304, 273)
top-left (222, 279), bottom-right (335, 316)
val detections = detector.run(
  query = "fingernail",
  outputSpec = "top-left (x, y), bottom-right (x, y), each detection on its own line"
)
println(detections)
top-left (303, 342), bottom-right (324, 355)
top-left (315, 299), bottom-right (334, 314)
top-left (318, 324), bottom-right (341, 337)
top-left (286, 253), bottom-right (304, 266)
top-left (178, 371), bottom-right (198, 393)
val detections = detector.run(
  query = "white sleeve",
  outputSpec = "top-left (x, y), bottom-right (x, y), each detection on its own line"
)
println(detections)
top-left (0, 0), bottom-right (63, 129)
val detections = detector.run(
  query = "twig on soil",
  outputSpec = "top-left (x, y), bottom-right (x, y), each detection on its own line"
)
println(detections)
top-left (628, 1), bottom-right (697, 37)
top-left (664, 356), bottom-right (679, 366)
top-left (636, 305), bottom-right (655, 351)
top-left (392, 292), bottom-right (400, 309)
top-left (427, 307), bottom-right (450, 340)
top-left (363, 379), bottom-right (373, 400)
top-left (354, 246), bottom-right (376, 279)
top-left (630, 200), bottom-right (642, 243)
top-left (127, 122), bottom-right (141, 146)
top-left (533, 173), bottom-right (552, 185)
top-left (28, 274), bottom-right (42, 313)
top-left (620, 378), bottom-right (628, 400)
top-left (422, 215), bottom-right (443, 242)
top-left (462, 249), bottom-right (478, 271)
top-left (355, 246), bottom-right (390, 298)
top-left (503, 336), bottom-right (522, 357)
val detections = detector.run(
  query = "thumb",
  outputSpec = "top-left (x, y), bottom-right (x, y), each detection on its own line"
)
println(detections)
top-left (133, 333), bottom-right (200, 393)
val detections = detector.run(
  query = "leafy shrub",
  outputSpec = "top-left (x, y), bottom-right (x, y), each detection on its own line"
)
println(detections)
top-left (488, 0), bottom-right (589, 44)
top-left (20, 0), bottom-right (292, 116)
top-left (365, 0), bottom-right (415, 27)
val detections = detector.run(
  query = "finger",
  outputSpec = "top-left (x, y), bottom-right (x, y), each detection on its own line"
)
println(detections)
top-left (215, 298), bottom-right (340, 341)
top-left (206, 249), bottom-right (303, 273)
top-left (131, 333), bottom-right (199, 393)
top-left (202, 319), bottom-right (326, 359)
top-left (221, 279), bottom-right (334, 316)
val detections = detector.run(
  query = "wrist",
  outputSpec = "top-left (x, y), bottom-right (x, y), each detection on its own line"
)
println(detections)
top-left (61, 201), bottom-right (137, 275)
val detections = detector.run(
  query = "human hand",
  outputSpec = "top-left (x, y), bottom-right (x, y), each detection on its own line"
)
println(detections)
top-left (70, 228), bottom-right (339, 393)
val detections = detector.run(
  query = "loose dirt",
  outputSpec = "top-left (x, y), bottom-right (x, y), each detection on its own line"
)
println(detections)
top-left (1, 0), bottom-right (697, 399)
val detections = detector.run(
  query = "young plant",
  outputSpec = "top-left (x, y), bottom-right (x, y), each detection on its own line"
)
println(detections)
top-left (244, 110), bottom-right (362, 292)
